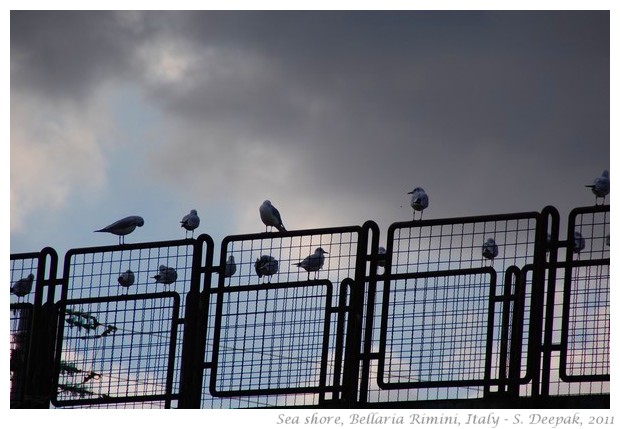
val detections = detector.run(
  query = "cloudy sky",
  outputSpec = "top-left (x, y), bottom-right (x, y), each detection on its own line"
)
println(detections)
top-left (9, 7), bottom-right (612, 258)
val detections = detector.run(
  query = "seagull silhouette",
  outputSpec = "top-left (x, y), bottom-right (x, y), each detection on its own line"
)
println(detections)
top-left (255, 255), bottom-right (279, 283)
top-left (180, 209), bottom-right (200, 238)
top-left (294, 247), bottom-right (328, 280)
top-left (585, 170), bottom-right (609, 205)
top-left (153, 265), bottom-right (177, 285)
top-left (408, 187), bottom-right (429, 221)
top-left (118, 269), bottom-right (135, 288)
top-left (259, 200), bottom-right (286, 232)
top-left (11, 274), bottom-right (35, 297)
top-left (95, 216), bottom-right (144, 244)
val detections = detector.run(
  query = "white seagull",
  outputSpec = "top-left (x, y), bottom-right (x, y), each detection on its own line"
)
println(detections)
top-left (180, 209), bottom-right (200, 238)
top-left (255, 255), bottom-right (279, 282)
top-left (118, 269), bottom-right (135, 288)
top-left (11, 274), bottom-right (35, 297)
top-left (153, 265), bottom-right (178, 285)
top-left (482, 238), bottom-right (499, 261)
top-left (408, 187), bottom-right (429, 220)
top-left (585, 169), bottom-right (609, 205)
top-left (259, 200), bottom-right (286, 232)
top-left (95, 215), bottom-right (144, 244)
top-left (294, 247), bottom-right (328, 279)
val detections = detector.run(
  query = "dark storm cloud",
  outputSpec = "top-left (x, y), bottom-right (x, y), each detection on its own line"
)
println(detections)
top-left (143, 10), bottom-right (609, 218)
top-left (11, 10), bottom-right (610, 236)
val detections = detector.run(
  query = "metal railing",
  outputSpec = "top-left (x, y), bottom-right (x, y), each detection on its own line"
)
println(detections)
top-left (9, 205), bottom-right (610, 408)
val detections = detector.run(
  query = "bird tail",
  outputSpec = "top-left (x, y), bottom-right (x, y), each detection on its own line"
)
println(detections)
top-left (94, 228), bottom-right (106, 233)
top-left (277, 225), bottom-right (287, 232)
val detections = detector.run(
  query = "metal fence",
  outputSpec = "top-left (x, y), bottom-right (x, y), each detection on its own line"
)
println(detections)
top-left (9, 205), bottom-right (610, 408)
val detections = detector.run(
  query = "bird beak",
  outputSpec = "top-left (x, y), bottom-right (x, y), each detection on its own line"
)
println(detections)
top-left (407, 191), bottom-right (413, 194)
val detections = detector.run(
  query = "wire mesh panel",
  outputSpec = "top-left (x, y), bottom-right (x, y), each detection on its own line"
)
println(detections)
top-left (10, 249), bottom-right (58, 408)
top-left (560, 206), bottom-right (609, 387)
top-left (52, 293), bottom-right (180, 408)
top-left (55, 239), bottom-right (202, 408)
top-left (378, 269), bottom-right (497, 388)
top-left (200, 226), bottom-right (365, 408)
top-left (60, 240), bottom-right (198, 302)
top-left (365, 212), bottom-right (542, 404)
top-left (211, 281), bottom-right (336, 396)
top-left (10, 253), bottom-right (39, 406)
top-left (10, 303), bottom-right (33, 405)
top-left (388, 214), bottom-right (540, 275)
top-left (10, 253), bottom-right (40, 306)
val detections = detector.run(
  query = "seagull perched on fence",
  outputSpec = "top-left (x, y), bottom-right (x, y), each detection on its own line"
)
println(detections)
top-left (259, 200), bottom-right (286, 232)
top-left (180, 209), bottom-right (200, 238)
top-left (573, 231), bottom-right (586, 254)
top-left (377, 246), bottom-right (387, 268)
top-left (482, 238), bottom-right (499, 262)
top-left (224, 255), bottom-right (237, 285)
top-left (255, 255), bottom-right (279, 283)
top-left (11, 274), bottom-right (34, 297)
top-left (294, 247), bottom-right (328, 279)
top-left (408, 187), bottom-right (429, 221)
top-left (585, 170), bottom-right (609, 205)
top-left (95, 216), bottom-right (144, 244)
top-left (118, 269), bottom-right (135, 288)
top-left (153, 265), bottom-right (178, 285)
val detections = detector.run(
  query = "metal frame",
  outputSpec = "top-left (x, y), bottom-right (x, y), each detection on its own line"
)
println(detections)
top-left (8, 206), bottom-right (610, 408)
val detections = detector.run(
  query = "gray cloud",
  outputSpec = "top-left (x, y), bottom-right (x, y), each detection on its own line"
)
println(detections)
top-left (10, 10), bottom-right (610, 251)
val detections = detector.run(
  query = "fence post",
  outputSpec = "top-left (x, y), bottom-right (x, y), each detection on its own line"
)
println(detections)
top-left (340, 221), bottom-right (379, 406)
top-left (178, 235), bottom-right (213, 408)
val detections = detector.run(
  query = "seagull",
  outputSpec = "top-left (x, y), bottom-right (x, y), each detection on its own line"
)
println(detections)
top-left (585, 169), bottom-right (609, 205)
top-left (180, 209), bottom-right (200, 238)
top-left (153, 265), bottom-right (178, 285)
top-left (255, 255), bottom-right (279, 283)
top-left (294, 247), bottom-right (328, 279)
top-left (224, 255), bottom-right (237, 284)
top-left (118, 269), bottom-right (135, 288)
top-left (482, 238), bottom-right (499, 261)
top-left (95, 215), bottom-right (144, 244)
top-left (408, 187), bottom-right (429, 220)
top-left (259, 200), bottom-right (286, 232)
top-left (11, 274), bottom-right (34, 297)
top-left (377, 246), bottom-right (386, 268)
top-left (573, 231), bottom-right (586, 254)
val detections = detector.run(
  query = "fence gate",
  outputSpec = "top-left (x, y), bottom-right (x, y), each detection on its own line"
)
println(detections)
top-left (358, 211), bottom-right (545, 404)
top-left (198, 224), bottom-right (373, 408)
top-left (50, 238), bottom-right (205, 408)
